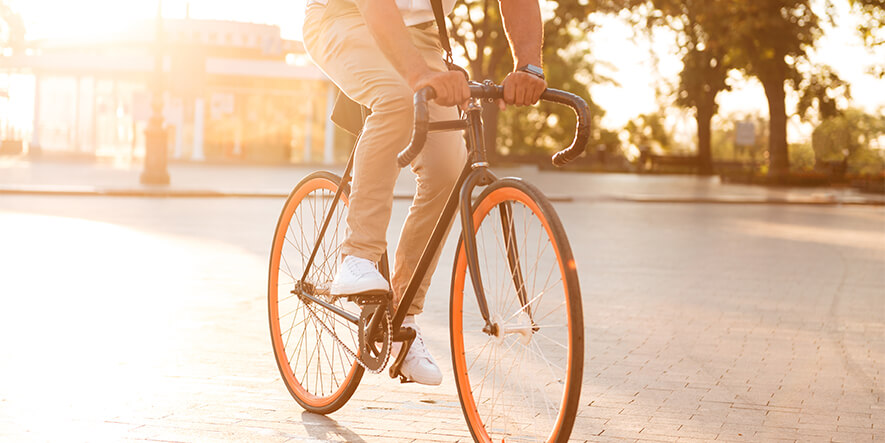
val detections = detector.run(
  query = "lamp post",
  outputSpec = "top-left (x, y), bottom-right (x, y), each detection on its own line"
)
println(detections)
top-left (140, 0), bottom-right (170, 185)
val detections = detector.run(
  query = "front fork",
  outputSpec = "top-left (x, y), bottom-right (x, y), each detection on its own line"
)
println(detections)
top-left (459, 169), bottom-right (534, 336)
top-left (458, 103), bottom-right (532, 336)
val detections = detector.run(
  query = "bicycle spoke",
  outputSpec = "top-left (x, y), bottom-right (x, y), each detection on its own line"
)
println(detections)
top-left (535, 330), bottom-right (569, 350)
top-left (270, 176), bottom-right (363, 412)
top-left (454, 183), bottom-right (581, 442)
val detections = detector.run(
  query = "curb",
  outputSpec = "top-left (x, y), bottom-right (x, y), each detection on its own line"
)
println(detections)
top-left (0, 186), bottom-right (286, 199)
top-left (1, 186), bottom-right (882, 206)
top-left (590, 195), bottom-right (885, 206)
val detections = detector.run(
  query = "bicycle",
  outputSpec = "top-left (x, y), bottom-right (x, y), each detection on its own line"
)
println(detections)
top-left (268, 80), bottom-right (589, 442)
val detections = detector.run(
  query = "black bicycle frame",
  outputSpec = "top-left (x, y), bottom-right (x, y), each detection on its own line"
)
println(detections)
top-left (393, 106), bottom-right (494, 335)
top-left (295, 101), bottom-right (511, 338)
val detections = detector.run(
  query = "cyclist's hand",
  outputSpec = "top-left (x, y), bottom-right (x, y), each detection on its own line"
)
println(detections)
top-left (413, 71), bottom-right (470, 108)
top-left (500, 70), bottom-right (547, 110)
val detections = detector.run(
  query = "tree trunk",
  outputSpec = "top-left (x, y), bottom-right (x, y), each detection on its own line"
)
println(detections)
top-left (695, 94), bottom-right (715, 176)
top-left (481, 100), bottom-right (499, 161)
top-left (762, 78), bottom-right (789, 180)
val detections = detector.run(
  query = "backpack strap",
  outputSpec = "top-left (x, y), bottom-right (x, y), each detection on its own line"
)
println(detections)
top-left (429, 0), bottom-right (467, 76)
top-left (429, 0), bottom-right (453, 64)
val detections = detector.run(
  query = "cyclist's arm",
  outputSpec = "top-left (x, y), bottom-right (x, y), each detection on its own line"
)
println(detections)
top-left (354, 0), bottom-right (469, 107)
top-left (499, 0), bottom-right (547, 106)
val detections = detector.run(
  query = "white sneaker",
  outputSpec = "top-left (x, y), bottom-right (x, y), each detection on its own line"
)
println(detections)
top-left (393, 317), bottom-right (443, 385)
top-left (330, 256), bottom-right (390, 296)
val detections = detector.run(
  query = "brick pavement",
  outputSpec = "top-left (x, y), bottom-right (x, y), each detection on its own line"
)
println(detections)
top-left (0, 191), bottom-right (883, 441)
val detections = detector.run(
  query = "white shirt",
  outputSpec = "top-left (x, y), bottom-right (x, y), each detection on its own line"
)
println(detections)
top-left (307, 0), bottom-right (457, 27)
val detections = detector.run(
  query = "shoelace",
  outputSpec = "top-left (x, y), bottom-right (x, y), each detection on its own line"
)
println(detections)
top-left (344, 257), bottom-right (378, 278)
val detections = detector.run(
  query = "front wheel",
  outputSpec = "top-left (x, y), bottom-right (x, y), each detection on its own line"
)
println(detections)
top-left (450, 178), bottom-right (584, 442)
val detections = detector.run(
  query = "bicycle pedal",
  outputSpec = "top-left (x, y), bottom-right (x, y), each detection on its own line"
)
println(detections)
top-left (346, 291), bottom-right (391, 305)
top-left (398, 375), bottom-right (414, 384)
top-left (388, 330), bottom-right (416, 380)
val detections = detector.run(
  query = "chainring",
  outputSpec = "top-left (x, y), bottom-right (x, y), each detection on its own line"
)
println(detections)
top-left (357, 300), bottom-right (391, 372)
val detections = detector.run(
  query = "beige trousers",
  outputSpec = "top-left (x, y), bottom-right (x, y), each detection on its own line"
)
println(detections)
top-left (303, 1), bottom-right (468, 315)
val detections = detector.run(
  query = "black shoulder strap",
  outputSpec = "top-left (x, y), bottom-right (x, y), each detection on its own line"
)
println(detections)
top-left (429, 0), bottom-right (455, 66)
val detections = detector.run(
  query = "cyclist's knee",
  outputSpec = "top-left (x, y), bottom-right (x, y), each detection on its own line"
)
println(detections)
top-left (369, 86), bottom-right (414, 119)
top-left (445, 141), bottom-right (468, 182)
top-left (414, 134), bottom-right (466, 189)
top-left (363, 87), bottom-right (415, 147)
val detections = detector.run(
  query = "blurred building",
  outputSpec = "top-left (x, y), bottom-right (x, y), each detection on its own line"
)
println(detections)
top-left (0, 17), bottom-right (347, 164)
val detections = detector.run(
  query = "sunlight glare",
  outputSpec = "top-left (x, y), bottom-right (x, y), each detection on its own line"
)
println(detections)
top-left (12, 0), bottom-right (306, 40)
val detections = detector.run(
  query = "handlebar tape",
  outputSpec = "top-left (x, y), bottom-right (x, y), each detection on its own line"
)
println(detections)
top-left (397, 84), bottom-right (590, 168)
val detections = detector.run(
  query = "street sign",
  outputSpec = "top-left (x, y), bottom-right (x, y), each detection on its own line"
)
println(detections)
top-left (735, 121), bottom-right (755, 147)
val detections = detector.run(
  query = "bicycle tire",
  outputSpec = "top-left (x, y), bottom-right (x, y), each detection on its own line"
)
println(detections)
top-left (268, 171), bottom-right (363, 414)
top-left (450, 178), bottom-right (584, 442)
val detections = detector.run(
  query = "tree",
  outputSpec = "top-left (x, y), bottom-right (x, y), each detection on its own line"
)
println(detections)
top-left (796, 64), bottom-right (851, 122)
top-left (448, 0), bottom-right (608, 160)
top-left (720, 0), bottom-right (823, 179)
top-left (603, 0), bottom-right (830, 179)
top-left (597, 0), bottom-right (731, 175)
top-left (850, 0), bottom-right (885, 78)
top-left (812, 109), bottom-right (885, 175)
top-left (625, 111), bottom-right (673, 152)
top-left (670, 1), bottom-right (731, 175)
top-left (851, 0), bottom-right (885, 47)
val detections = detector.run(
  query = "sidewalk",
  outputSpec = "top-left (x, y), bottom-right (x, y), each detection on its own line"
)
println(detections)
top-left (1, 157), bottom-right (883, 205)
top-left (2, 183), bottom-right (882, 442)
top-left (2, 158), bottom-right (883, 442)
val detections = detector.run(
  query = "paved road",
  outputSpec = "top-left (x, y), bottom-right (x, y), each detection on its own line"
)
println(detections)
top-left (0, 193), bottom-right (883, 442)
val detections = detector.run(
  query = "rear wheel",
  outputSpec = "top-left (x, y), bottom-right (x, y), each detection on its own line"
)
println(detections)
top-left (450, 179), bottom-right (584, 442)
top-left (268, 171), bottom-right (362, 414)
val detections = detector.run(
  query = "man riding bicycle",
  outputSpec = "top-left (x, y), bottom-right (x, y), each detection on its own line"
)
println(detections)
top-left (301, 0), bottom-right (547, 385)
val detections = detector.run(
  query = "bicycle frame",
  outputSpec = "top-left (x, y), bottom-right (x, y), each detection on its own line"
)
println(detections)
top-left (295, 99), bottom-right (509, 340)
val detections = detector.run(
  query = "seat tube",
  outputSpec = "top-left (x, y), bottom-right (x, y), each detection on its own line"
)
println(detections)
top-left (298, 136), bottom-right (358, 283)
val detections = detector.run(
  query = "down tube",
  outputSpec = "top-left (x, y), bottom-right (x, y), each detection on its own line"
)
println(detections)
top-left (391, 164), bottom-right (473, 334)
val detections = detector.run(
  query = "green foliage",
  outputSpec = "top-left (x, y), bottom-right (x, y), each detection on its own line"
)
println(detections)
top-left (719, 1), bottom-right (822, 86)
top-left (851, 0), bottom-right (885, 47)
top-left (796, 64), bottom-right (851, 122)
top-left (602, 0), bottom-right (833, 176)
top-left (710, 124), bottom-right (735, 160)
top-left (716, 0), bottom-right (826, 176)
top-left (595, 0), bottom-right (737, 174)
top-left (789, 142), bottom-right (816, 171)
top-left (449, 0), bottom-right (609, 156)
top-left (499, 48), bottom-right (607, 156)
top-left (676, 45), bottom-right (728, 113)
top-left (850, 146), bottom-right (885, 176)
top-left (812, 109), bottom-right (885, 175)
top-left (849, 0), bottom-right (885, 78)
top-left (624, 112), bottom-right (673, 153)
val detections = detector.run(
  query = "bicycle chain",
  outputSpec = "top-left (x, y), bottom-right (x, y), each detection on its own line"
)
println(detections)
top-left (300, 293), bottom-right (392, 374)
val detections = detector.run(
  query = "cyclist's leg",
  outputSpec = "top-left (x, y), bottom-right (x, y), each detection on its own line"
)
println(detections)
top-left (302, 1), bottom-right (450, 266)
top-left (385, 22), bottom-right (469, 315)
top-left (390, 101), bottom-right (467, 315)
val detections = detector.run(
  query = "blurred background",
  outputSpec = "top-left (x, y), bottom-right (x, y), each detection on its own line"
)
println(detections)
top-left (0, 0), bottom-right (882, 187)
top-left (0, 2), bottom-right (882, 440)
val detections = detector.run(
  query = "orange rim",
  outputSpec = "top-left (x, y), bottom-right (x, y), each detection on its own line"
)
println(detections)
top-left (451, 185), bottom-right (575, 442)
top-left (268, 177), bottom-right (360, 409)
